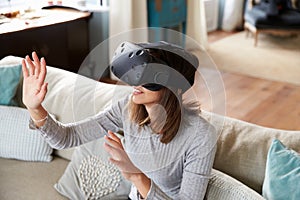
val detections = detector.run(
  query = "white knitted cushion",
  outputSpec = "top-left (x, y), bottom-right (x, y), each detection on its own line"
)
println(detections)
top-left (54, 137), bottom-right (131, 199)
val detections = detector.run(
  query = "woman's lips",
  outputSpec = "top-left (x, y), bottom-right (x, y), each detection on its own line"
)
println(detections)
top-left (133, 88), bottom-right (143, 95)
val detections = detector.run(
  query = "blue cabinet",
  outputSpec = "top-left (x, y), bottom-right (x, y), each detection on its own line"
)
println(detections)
top-left (147, 0), bottom-right (187, 32)
top-left (147, 0), bottom-right (187, 43)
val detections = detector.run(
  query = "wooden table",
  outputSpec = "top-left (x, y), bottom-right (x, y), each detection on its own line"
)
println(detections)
top-left (0, 8), bottom-right (91, 72)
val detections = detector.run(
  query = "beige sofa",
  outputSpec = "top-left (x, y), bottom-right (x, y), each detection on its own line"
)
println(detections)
top-left (1, 56), bottom-right (299, 200)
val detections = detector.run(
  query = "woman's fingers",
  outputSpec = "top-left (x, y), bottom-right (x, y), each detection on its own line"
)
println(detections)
top-left (37, 82), bottom-right (48, 102)
top-left (103, 141), bottom-right (123, 161)
top-left (104, 131), bottom-right (125, 161)
top-left (105, 130), bottom-right (123, 149)
top-left (25, 55), bottom-right (35, 76)
top-left (24, 52), bottom-right (46, 81)
top-left (107, 130), bottom-right (122, 144)
top-left (104, 134), bottom-right (122, 150)
top-left (32, 52), bottom-right (40, 77)
top-left (38, 57), bottom-right (47, 83)
top-left (104, 142), bottom-right (141, 174)
top-left (22, 59), bottom-right (29, 78)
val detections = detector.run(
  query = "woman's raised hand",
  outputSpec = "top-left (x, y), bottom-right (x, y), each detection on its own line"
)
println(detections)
top-left (22, 52), bottom-right (48, 110)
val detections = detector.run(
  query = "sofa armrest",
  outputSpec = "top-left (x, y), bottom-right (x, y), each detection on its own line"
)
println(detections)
top-left (200, 110), bottom-right (300, 194)
top-left (205, 169), bottom-right (264, 200)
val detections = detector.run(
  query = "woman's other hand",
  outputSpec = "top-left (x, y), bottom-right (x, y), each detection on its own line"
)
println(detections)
top-left (104, 130), bottom-right (151, 198)
top-left (22, 52), bottom-right (48, 110)
top-left (104, 130), bottom-right (142, 179)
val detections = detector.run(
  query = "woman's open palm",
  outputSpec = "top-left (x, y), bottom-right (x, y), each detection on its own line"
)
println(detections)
top-left (22, 52), bottom-right (48, 110)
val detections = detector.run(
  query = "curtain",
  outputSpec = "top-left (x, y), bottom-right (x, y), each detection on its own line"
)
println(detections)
top-left (218, 0), bottom-right (226, 29)
top-left (186, 0), bottom-right (208, 50)
top-left (109, 0), bottom-right (148, 55)
top-left (220, 0), bottom-right (247, 31)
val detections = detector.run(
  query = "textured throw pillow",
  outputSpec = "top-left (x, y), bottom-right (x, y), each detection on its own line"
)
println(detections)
top-left (0, 63), bottom-right (22, 106)
top-left (262, 139), bottom-right (300, 200)
top-left (55, 137), bottom-right (131, 199)
top-left (0, 106), bottom-right (53, 162)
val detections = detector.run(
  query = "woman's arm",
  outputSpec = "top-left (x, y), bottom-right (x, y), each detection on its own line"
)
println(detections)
top-left (30, 102), bottom-right (125, 149)
top-left (23, 53), bottom-right (126, 149)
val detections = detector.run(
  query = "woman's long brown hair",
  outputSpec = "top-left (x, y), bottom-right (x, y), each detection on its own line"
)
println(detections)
top-left (128, 87), bottom-right (200, 144)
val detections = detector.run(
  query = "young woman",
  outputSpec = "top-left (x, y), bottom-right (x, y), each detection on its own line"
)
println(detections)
top-left (22, 42), bottom-right (217, 200)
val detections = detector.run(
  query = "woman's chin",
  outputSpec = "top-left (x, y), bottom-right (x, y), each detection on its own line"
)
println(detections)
top-left (132, 96), bottom-right (143, 105)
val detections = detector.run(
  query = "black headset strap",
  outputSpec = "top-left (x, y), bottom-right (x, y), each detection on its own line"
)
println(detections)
top-left (136, 41), bottom-right (199, 70)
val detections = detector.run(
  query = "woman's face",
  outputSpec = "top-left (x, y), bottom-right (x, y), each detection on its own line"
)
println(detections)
top-left (132, 86), bottom-right (162, 106)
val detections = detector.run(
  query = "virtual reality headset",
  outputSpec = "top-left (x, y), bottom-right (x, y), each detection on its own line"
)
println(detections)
top-left (110, 41), bottom-right (199, 92)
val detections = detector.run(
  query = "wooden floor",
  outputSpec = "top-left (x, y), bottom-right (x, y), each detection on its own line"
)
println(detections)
top-left (207, 30), bottom-right (239, 43)
top-left (191, 68), bottom-right (300, 131)
top-left (198, 30), bottom-right (300, 131)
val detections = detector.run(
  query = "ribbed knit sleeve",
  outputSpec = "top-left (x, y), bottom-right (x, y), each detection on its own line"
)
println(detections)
top-left (29, 96), bottom-right (129, 149)
top-left (145, 180), bottom-right (172, 199)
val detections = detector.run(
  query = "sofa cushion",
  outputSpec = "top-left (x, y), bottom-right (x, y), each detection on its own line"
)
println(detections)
top-left (201, 110), bottom-right (300, 194)
top-left (0, 106), bottom-right (53, 162)
top-left (43, 66), bottom-right (133, 124)
top-left (0, 56), bottom-right (22, 106)
top-left (262, 139), bottom-right (300, 200)
top-left (0, 157), bottom-right (68, 200)
top-left (54, 137), bottom-right (131, 199)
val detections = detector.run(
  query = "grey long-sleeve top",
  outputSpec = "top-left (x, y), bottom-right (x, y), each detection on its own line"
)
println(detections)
top-left (30, 96), bottom-right (217, 200)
